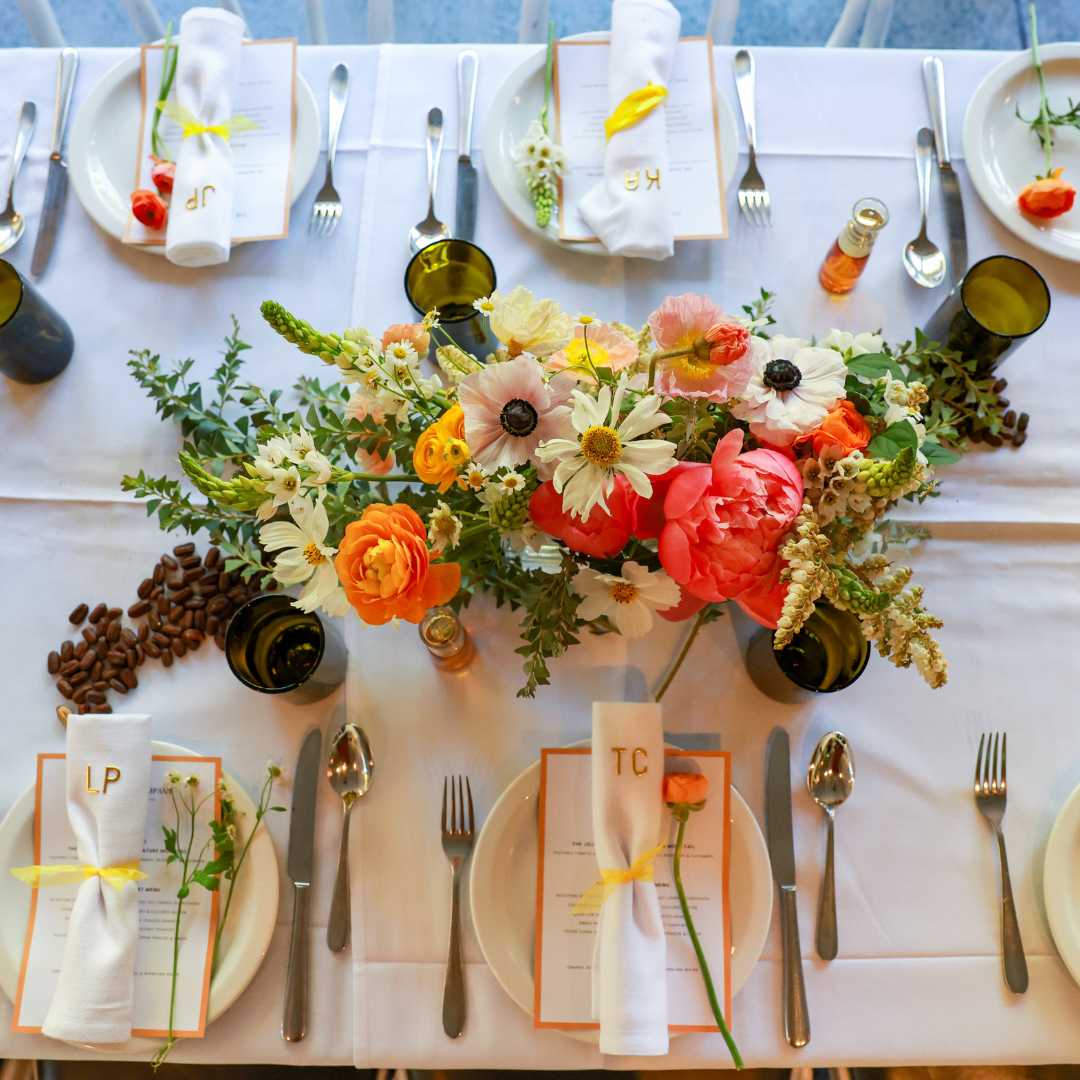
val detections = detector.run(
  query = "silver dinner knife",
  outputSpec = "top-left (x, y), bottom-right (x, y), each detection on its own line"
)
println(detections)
top-left (455, 50), bottom-right (479, 243)
top-left (923, 55), bottom-right (967, 284)
top-left (765, 728), bottom-right (810, 1048)
top-left (31, 47), bottom-right (79, 279)
top-left (282, 727), bottom-right (322, 1043)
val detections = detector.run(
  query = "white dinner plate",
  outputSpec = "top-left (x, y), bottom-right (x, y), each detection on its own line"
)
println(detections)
top-left (1044, 777), bottom-right (1080, 985)
top-left (0, 740), bottom-right (279, 1053)
top-left (469, 746), bottom-right (773, 1042)
top-left (482, 36), bottom-right (740, 256)
top-left (68, 51), bottom-right (320, 254)
top-left (963, 42), bottom-right (1080, 262)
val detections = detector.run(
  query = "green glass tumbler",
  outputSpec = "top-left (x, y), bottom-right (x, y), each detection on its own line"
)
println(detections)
top-left (0, 259), bottom-right (74, 383)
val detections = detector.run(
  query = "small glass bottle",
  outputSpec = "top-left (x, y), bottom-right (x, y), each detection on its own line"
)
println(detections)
top-left (819, 198), bottom-right (889, 295)
top-left (419, 606), bottom-right (476, 672)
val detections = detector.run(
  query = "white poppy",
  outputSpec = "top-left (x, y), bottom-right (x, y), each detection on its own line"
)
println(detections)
top-left (259, 496), bottom-right (342, 614)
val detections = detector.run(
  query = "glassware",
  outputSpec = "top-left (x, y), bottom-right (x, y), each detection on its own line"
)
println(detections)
top-left (404, 238), bottom-right (496, 356)
top-left (818, 197), bottom-right (889, 295)
top-left (0, 259), bottom-right (73, 383)
top-left (418, 605), bottom-right (475, 671)
top-left (745, 602), bottom-right (870, 703)
top-left (921, 254), bottom-right (1050, 374)
top-left (224, 593), bottom-right (346, 704)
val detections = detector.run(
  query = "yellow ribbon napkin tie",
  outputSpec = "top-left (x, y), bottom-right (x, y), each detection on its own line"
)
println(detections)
top-left (161, 101), bottom-right (257, 142)
top-left (571, 842), bottom-right (666, 915)
top-left (11, 863), bottom-right (147, 891)
top-left (604, 83), bottom-right (669, 141)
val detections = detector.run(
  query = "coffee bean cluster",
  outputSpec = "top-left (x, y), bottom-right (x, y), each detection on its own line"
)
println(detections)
top-left (47, 543), bottom-right (262, 717)
top-left (961, 378), bottom-right (1030, 449)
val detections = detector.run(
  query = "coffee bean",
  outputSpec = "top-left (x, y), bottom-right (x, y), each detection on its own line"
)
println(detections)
top-left (125, 648), bottom-right (137, 668)
top-left (170, 586), bottom-right (193, 603)
top-left (138, 623), bottom-right (149, 641)
top-left (69, 671), bottom-right (89, 687)
top-left (218, 572), bottom-right (230, 591)
top-left (60, 659), bottom-right (79, 676)
top-left (121, 668), bottom-right (137, 690)
top-left (89, 603), bottom-right (108, 623)
top-left (1013, 431), bottom-right (1027, 448)
top-left (1018, 412), bottom-right (1030, 432)
top-left (47, 651), bottom-right (61, 675)
top-left (161, 648), bottom-right (174, 668)
top-left (77, 704), bottom-right (90, 715)
top-left (206, 615), bottom-right (220, 635)
top-left (108, 607), bottom-right (123, 620)
top-left (207, 595), bottom-right (230, 615)
top-left (185, 597), bottom-right (207, 610)
top-left (152, 632), bottom-right (171, 648)
top-left (173, 542), bottom-right (196, 557)
top-left (195, 582), bottom-right (219, 599)
top-left (106, 622), bottom-right (122, 644)
top-left (57, 679), bottom-right (74, 699)
top-left (183, 566), bottom-right (203, 583)
top-left (143, 641), bottom-right (162, 659)
top-left (81, 626), bottom-right (98, 645)
top-left (998, 398), bottom-right (1010, 409)
top-left (992, 378), bottom-right (1008, 393)
top-left (194, 611), bottom-right (206, 631)
top-left (110, 678), bottom-right (128, 694)
top-left (93, 681), bottom-right (108, 691)
top-left (227, 586), bottom-right (247, 603)
top-left (69, 603), bottom-right (89, 625)
top-left (60, 640), bottom-right (74, 661)
top-left (1004, 409), bottom-right (1017, 429)
top-left (181, 611), bottom-right (195, 630)
top-left (163, 623), bottom-right (182, 637)
top-left (74, 640), bottom-right (88, 659)
top-left (205, 547), bottom-right (221, 569)
top-left (137, 578), bottom-right (153, 599)
top-left (182, 628), bottom-right (205, 644)
top-left (92, 660), bottom-right (103, 680)
top-left (148, 609), bottom-right (162, 630)
top-left (150, 585), bottom-right (163, 600)
top-left (169, 606), bottom-right (184, 624)
top-left (156, 596), bottom-right (170, 615)
top-left (107, 649), bottom-right (127, 666)
top-left (135, 644), bottom-right (145, 665)
top-left (985, 433), bottom-right (1004, 448)
top-left (78, 651), bottom-right (97, 672)
top-left (214, 632), bottom-right (227, 652)
top-left (171, 638), bottom-right (188, 657)
top-left (153, 563), bottom-right (165, 585)
top-left (87, 690), bottom-right (107, 705)
top-left (161, 554), bottom-right (179, 571)
top-left (180, 555), bottom-right (201, 570)
top-left (121, 628), bottom-right (138, 647)
top-left (72, 685), bottom-right (90, 704)
top-left (102, 664), bottom-right (119, 680)
top-left (167, 572), bottom-right (186, 590)
top-left (128, 600), bottom-right (151, 618)
top-left (94, 704), bottom-right (113, 714)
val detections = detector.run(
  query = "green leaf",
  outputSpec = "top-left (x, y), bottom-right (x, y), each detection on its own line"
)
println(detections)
top-left (867, 420), bottom-right (919, 459)
top-left (920, 438), bottom-right (962, 465)
top-left (846, 352), bottom-right (906, 381)
top-left (191, 868), bottom-right (221, 891)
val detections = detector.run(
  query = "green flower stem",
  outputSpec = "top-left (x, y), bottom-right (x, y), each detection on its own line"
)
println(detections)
top-left (335, 471), bottom-right (419, 483)
top-left (151, 22), bottom-right (178, 160)
top-left (540, 19), bottom-right (555, 133)
top-left (1029, 3), bottom-right (1054, 176)
top-left (672, 813), bottom-right (744, 1069)
top-left (654, 608), bottom-right (707, 702)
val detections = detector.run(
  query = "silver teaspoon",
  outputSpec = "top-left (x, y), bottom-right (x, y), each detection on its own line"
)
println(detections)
top-left (903, 127), bottom-right (947, 288)
top-left (326, 722), bottom-right (374, 952)
top-left (409, 107), bottom-right (450, 254)
top-left (807, 731), bottom-right (855, 960)
top-left (0, 102), bottom-right (38, 256)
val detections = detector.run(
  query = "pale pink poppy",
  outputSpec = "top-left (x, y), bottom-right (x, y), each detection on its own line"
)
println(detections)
top-left (545, 322), bottom-right (638, 380)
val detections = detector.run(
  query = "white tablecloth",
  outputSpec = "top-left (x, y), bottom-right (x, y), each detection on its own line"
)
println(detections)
top-left (2, 41), bottom-right (1080, 1070)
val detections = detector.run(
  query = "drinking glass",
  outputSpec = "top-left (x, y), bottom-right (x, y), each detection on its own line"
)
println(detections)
top-left (921, 254), bottom-right (1050, 374)
top-left (0, 259), bottom-right (74, 383)
top-left (225, 593), bottom-right (346, 704)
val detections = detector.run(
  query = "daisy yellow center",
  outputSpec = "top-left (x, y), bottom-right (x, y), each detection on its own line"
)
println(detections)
top-left (564, 338), bottom-right (610, 370)
top-left (303, 542), bottom-right (326, 566)
top-left (579, 424), bottom-right (622, 468)
top-left (610, 582), bottom-right (639, 604)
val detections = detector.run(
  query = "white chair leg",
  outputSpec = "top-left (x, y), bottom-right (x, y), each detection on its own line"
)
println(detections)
top-left (368, 0), bottom-right (395, 44)
top-left (118, 0), bottom-right (165, 41)
top-left (16, 0), bottom-right (64, 46)
top-left (826, 0), bottom-right (869, 47)
top-left (706, 0), bottom-right (739, 46)
top-left (517, 0), bottom-right (549, 44)
top-left (858, 0), bottom-right (894, 47)
top-left (307, 0), bottom-right (328, 44)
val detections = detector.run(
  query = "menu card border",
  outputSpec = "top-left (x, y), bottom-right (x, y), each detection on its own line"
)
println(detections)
top-left (533, 746), bottom-right (733, 1032)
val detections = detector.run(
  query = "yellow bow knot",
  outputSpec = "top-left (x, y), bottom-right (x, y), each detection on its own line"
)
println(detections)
top-left (160, 102), bottom-right (257, 142)
top-left (11, 863), bottom-right (147, 892)
top-left (572, 842), bottom-right (666, 915)
top-left (604, 83), bottom-right (669, 142)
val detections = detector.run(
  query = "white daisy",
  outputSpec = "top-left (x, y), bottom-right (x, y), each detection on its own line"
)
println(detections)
top-left (427, 501), bottom-right (463, 554)
top-left (384, 340), bottom-right (418, 367)
top-left (259, 496), bottom-right (343, 614)
top-left (535, 376), bottom-right (677, 520)
top-left (572, 561), bottom-right (680, 638)
top-left (473, 295), bottom-right (496, 317)
top-left (457, 464), bottom-right (489, 493)
top-left (731, 335), bottom-right (848, 446)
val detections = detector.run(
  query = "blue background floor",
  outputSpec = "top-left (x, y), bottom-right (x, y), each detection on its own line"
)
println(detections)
top-left (2, 0), bottom-right (1079, 48)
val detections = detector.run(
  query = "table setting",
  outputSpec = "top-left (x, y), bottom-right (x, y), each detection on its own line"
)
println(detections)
top-left (5, 0), bottom-right (1080, 1070)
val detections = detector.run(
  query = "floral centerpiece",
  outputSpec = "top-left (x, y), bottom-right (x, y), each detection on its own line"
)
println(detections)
top-left (124, 286), bottom-right (992, 697)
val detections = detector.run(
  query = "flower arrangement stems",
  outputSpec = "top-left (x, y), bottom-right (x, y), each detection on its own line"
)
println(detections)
top-left (654, 608), bottom-right (708, 702)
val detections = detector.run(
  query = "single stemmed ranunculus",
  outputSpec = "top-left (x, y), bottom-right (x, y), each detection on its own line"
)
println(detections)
top-left (663, 772), bottom-right (743, 1069)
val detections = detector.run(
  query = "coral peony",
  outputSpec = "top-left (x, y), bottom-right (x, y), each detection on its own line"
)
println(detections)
top-left (413, 405), bottom-right (469, 493)
top-left (659, 429), bottom-right (803, 623)
top-left (795, 399), bottom-right (871, 457)
top-left (663, 772), bottom-right (709, 806)
top-left (529, 476), bottom-right (635, 558)
top-left (382, 322), bottom-right (430, 357)
top-left (131, 188), bottom-right (168, 229)
top-left (335, 503), bottom-right (460, 625)
top-left (1018, 167), bottom-right (1076, 219)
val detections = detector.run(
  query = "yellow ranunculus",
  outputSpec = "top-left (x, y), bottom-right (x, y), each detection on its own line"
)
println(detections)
top-left (413, 405), bottom-right (470, 493)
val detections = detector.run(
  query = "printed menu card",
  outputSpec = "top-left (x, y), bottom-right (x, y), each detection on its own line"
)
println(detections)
top-left (534, 747), bottom-right (732, 1030)
top-left (553, 37), bottom-right (728, 242)
top-left (125, 38), bottom-right (297, 246)
top-left (13, 754), bottom-right (221, 1037)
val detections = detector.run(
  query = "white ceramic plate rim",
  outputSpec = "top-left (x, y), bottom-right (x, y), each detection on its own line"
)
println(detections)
top-left (482, 34), bottom-right (739, 256)
top-left (0, 740), bottom-right (279, 1053)
top-left (469, 742), bottom-right (773, 1043)
top-left (1044, 777), bottom-right (1080, 985)
top-left (963, 42), bottom-right (1080, 262)
top-left (68, 51), bottom-right (320, 255)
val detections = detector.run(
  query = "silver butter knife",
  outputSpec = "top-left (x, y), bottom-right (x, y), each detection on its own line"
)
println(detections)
top-left (455, 50), bottom-right (479, 243)
top-left (923, 55), bottom-right (967, 284)
top-left (31, 47), bottom-right (78, 279)
top-left (282, 727), bottom-right (322, 1043)
top-left (765, 728), bottom-right (810, 1048)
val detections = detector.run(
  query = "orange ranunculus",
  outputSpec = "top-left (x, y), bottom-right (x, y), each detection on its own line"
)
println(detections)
top-left (335, 503), bottom-right (461, 625)
top-left (795, 399), bottom-right (871, 457)
top-left (131, 188), bottom-right (168, 229)
top-left (413, 405), bottom-right (470, 493)
top-left (663, 772), bottom-right (709, 807)
top-left (1018, 167), bottom-right (1077, 219)
top-left (382, 322), bottom-right (431, 357)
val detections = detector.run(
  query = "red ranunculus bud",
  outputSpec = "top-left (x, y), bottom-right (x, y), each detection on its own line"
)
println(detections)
top-left (150, 157), bottom-right (176, 195)
top-left (131, 188), bottom-right (168, 230)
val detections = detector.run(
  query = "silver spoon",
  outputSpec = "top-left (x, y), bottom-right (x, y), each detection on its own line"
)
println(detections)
top-left (409, 107), bottom-right (450, 254)
top-left (903, 127), bottom-right (947, 288)
top-left (0, 102), bottom-right (38, 256)
top-left (807, 731), bottom-right (855, 961)
top-left (326, 722), bottom-right (374, 952)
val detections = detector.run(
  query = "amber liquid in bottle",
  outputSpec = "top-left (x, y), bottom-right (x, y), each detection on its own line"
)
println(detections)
top-left (818, 199), bottom-right (888, 296)
top-left (419, 606), bottom-right (476, 672)
top-left (819, 242), bottom-right (869, 294)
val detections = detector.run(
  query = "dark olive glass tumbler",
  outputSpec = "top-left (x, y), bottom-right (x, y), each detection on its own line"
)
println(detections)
top-left (0, 259), bottom-right (73, 383)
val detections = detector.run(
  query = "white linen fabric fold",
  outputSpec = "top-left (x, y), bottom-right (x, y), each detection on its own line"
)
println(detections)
top-left (578, 0), bottom-right (680, 260)
top-left (164, 7), bottom-right (245, 268)
top-left (42, 714), bottom-right (152, 1044)
top-left (589, 701), bottom-right (668, 1055)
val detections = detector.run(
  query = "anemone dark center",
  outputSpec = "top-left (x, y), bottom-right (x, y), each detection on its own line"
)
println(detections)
top-left (499, 398), bottom-right (539, 437)
top-left (763, 358), bottom-right (802, 391)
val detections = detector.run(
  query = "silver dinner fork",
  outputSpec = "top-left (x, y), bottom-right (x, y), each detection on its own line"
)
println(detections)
top-left (441, 775), bottom-right (475, 1038)
top-left (974, 732), bottom-right (1028, 994)
top-left (309, 62), bottom-right (349, 237)
top-left (733, 48), bottom-right (771, 226)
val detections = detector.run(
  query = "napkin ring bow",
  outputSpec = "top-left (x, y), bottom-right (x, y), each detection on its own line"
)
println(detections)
top-left (572, 842), bottom-right (665, 914)
top-left (11, 863), bottom-right (147, 892)
top-left (160, 102), bottom-right (257, 142)
top-left (604, 83), bottom-right (669, 141)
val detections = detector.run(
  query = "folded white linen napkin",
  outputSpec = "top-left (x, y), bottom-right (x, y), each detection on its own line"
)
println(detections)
top-left (577, 0), bottom-right (681, 260)
top-left (589, 701), bottom-right (668, 1055)
top-left (164, 7), bottom-right (245, 268)
top-left (42, 714), bottom-right (151, 1044)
